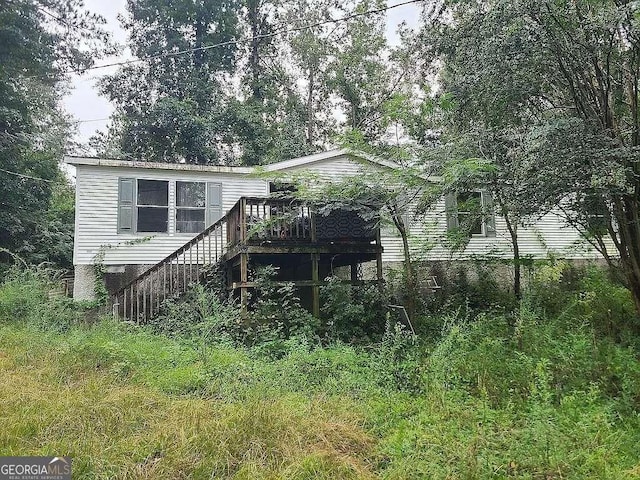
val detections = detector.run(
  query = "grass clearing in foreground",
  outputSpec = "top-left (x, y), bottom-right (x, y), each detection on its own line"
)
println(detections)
top-left (1, 267), bottom-right (640, 478)
top-left (0, 324), bottom-right (375, 479)
top-left (1, 319), bottom-right (640, 479)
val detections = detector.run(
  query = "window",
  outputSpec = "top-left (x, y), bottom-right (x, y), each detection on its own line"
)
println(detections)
top-left (445, 190), bottom-right (496, 237)
top-left (456, 191), bottom-right (484, 235)
top-left (118, 178), bottom-right (222, 235)
top-left (136, 180), bottom-right (169, 232)
top-left (269, 181), bottom-right (297, 198)
top-left (176, 181), bottom-right (206, 233)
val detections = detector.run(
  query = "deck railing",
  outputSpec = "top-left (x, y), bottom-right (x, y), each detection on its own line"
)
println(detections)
top-left (230, 197), bottom-right (314, 245)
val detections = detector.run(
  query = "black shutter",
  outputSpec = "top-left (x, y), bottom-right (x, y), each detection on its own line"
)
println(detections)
top-left (118, 178), bottom-right (135, 233)
top-left (206, 182), bottom-right (222, 226)
top-left (482, 190), bottom-right (497, 237)
top-left (444, 193), bottom-right (458, 231)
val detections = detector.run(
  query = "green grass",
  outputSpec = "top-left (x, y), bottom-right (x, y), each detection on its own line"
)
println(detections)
top-left (1, 319), bottom-right (639, 479)
top-left (1, 269), bottom-right (640, 478)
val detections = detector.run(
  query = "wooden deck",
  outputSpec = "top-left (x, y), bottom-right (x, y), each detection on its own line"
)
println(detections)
top-left (113, 196), bottom-right (383, 321)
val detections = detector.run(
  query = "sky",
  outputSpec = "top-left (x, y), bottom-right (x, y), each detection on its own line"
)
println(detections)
top-left (62, 0), bottom-right (422, 148)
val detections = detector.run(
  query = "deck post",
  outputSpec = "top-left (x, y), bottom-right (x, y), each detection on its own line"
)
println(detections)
top-left (239, 198), bottom-right (247, 243)
top-left (240, 252), bottom-right (249, 315)
top-left (311, 253), bottom-right (320, 318)
top-left (350, 262), bottom-right (358, 285)
top-left (376, 228), bottom-right (384, 287)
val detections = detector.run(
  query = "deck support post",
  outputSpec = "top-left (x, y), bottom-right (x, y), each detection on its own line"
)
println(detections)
top-left (350, 262), bottom-right (358, 285)
top-left (376, 229), bottom-right (384, 288)
top-left (311, 253), bottom-right (320, 318)
top-left (240, 252), bottom-right (249, 315)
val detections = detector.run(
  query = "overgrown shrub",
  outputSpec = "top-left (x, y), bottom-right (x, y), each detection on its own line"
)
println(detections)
top-left (374, 321), bottom-right (424, 393)
top-left (0, 266), bottom-right (90, 330)
top-left (150, 284), bottom-right (240, 341)
top-left (247, 266), bottom-right (319, 353)
top-left (426, 307), bottom-right (640, 411)
top-left (575, 266), bottom-right (640, 343)
top-left (526, 259), bottom-right (578, 316)
top-left (320, 277), bottom-right (390, 343)
top-left (436, 262), bottom-right (518, 319)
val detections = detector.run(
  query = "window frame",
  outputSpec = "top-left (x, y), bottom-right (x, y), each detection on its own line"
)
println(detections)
top-left (117, 177), bottom-right (223, 236)
top-left (135, 179), bottom-right (170, 234)
top-left (445, 189), bottom-right (496, 238)
top-left (175, 181), bottom-right (207, 235)
top-left (456, 191), bottom-right (485, 237)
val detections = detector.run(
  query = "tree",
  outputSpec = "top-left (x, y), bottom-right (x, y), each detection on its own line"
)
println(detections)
top-left (99, 0), bottom-right (240, 164)
top-left (0, 0), bottom-right (109, 269)
top-left (420, 0), bottom-right (640, 314)
top-left (228, 0), bottom-right (312, 165)
top-left (435, 130), bottom-right (538, 298)
top-left (285, 0), bottom-right (342, 148)
top-left (329, 0), bottom-right (398, 142)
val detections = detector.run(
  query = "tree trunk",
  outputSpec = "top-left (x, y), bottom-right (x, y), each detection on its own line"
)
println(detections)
top-left (503, 212), bottom-right (521, 299)
top-left (392, 208), bottom-right (416, 320)
top-left (306, 68), bottom-right (315, 145)
top-left (247, 0), bottom-right (262, 101)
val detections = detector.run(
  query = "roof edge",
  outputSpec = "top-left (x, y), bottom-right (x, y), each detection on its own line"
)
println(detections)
top-left (63, 156), bottom-right (254, 174)
top-left (262, 148), bottom-right (404, 172)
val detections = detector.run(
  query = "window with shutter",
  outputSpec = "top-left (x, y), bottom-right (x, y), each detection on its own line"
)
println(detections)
top-left (118, 178), bottom-right (135, 233)
top-left (136, 180), bottom-right (169, 232)
top-left (118, 178), bottom-right (222, 234)
top-left (176, 181), bottom-right (206, 233)
top-left (457, 191), bottom-right (484, 235)
top-left (445, 190), bottom-right (497, 237)
top-left (206, 182), bottom-right (222, 227)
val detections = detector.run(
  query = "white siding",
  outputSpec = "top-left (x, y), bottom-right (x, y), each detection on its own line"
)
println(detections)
top-left (74, 165), bottom-right (268, 265)
top-left (74, 154), bottom-right (609, 267)
top-left (276, 154), bottom-right (605, 262)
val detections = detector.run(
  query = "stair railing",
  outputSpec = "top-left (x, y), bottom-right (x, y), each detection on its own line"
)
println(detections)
top-left (112, 210), bottom-right (232, 321)
top-left (111, 196), bottom-right (323, 322)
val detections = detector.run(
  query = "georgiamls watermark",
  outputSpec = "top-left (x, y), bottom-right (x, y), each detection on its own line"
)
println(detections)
top-left (0, 457), bottom-right (71, 480)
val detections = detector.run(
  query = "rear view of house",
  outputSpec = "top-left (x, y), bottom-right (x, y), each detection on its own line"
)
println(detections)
top-left (65, 149), bottom-right (603, 320)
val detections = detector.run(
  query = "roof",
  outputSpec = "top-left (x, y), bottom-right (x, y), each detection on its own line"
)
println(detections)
top-left (262, 148), bottom-right (403, 171)
top-left (63, 149), bottom-right (403, 174)
top-left (63, 156), bottom-right (255, 174)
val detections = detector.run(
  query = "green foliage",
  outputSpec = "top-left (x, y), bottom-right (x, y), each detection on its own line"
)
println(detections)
top-left (246, 266), bottom-right (318, 354)
top-left (2, 268), bottom-right (640, 478)
top-left (576, 267), bottom-right (640, 342)
top-left (0, 267), bottom-right (93, 331)
top-left (98, 0), bottom-right (239, 164)
top-left (435, 262), bottom-right (518, 317)
top-left (0, 0), bottom-right (108, 270)
top-left (22, 182), bottom-right (75, 270)
top-left (427, 307), bottom-right (640, 413)
top-left (320, 277), bottom-right (390, 343)
top-left (421, 0), bottom-right (640, 313)
top-left (150, 284), bottom-right (240, 343)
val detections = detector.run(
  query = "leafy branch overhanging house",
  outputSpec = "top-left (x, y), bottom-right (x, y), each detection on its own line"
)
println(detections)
top-left (64, 149), bottom-right (604, 321)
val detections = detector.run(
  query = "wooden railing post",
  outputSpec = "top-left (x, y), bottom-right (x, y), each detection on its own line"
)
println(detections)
top-left (310, 207), bottom-right (317, 243)
top-left (239, 197), bottom-right (247, 243)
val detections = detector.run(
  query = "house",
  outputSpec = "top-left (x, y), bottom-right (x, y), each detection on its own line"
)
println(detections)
top-left (64, 149), bottom-right (603, 319)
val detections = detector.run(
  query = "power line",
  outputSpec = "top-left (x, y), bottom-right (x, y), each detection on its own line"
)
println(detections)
top-left (0, 167), bottom-right (54, 183)
top-left (36, 5), bottom-right (105, 37)
top-left (76, 117), bottom-right (110, 124)
top-left (70, 0), bottom-right (424, 74)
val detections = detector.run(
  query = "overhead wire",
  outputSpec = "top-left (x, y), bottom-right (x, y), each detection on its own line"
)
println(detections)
top-left (68, 0), bottom-right (424, 74)
top-left (0, 167), bottom-right (55, 183)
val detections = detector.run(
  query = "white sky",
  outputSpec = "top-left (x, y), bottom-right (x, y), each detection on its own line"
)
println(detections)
top-left (63, 0), bottom-right (421, 147)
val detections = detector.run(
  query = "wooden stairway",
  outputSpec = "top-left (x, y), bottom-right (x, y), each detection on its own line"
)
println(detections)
top-left (112, 212), bottom-right (229, 321)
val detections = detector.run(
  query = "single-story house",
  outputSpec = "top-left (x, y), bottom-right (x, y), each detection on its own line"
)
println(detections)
top-left (64, 149), bottom-right (603, 308)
